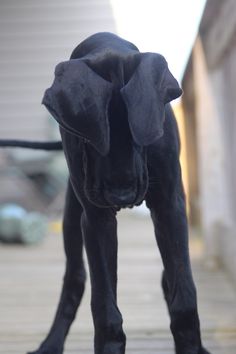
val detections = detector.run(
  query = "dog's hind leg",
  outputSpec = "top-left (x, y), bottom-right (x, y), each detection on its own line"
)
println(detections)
top-left (28, 180), bottom-right (86, 354)
top-left (81, 206), bottom-right (126, 354)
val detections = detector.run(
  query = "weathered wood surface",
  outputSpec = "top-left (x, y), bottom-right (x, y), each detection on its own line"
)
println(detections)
top-left (0, 211), bottom-right (236, 354)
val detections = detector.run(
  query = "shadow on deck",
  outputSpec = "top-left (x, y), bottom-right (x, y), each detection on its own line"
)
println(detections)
top-left (0, 211), bottom-right (236, 354)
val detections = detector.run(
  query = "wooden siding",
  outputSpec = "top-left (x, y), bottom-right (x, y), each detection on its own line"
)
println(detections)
top-left (0, 0), bottom-right (116, 141)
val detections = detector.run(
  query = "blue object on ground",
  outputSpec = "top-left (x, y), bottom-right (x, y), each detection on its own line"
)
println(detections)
top-left (0, 204), bottom-right (47, 244)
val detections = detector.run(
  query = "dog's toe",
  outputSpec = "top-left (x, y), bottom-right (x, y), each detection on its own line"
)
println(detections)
top-left (199, 347), bottom-right (211, 354)
top-left (27, 351), bottom-right (48, 354)
top-left (27, 348), bottom-right (62, 354)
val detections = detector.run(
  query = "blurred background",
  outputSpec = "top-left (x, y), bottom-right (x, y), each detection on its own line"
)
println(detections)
top-left (1, 0), bottom-right (236, 280)
top-left (0, 1), bottom-right (236, 353)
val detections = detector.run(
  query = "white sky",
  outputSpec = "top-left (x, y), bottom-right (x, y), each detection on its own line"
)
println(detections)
top-left (110, 0), bottom-right (207, 81)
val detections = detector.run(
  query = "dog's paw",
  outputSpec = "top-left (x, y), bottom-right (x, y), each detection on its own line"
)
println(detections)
top-left (27, 351), bottom-right (54, 354)
top-left (27, 351), bottom-right (61, 354)
top-left (27, 351), bottom-right (48, 354)
top-left (27, 346), bottom-right (63, 354)
top-left (199, 347), bottom-right (211, 354)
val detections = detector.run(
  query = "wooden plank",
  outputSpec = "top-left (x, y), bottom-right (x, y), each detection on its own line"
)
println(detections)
top-left (0, 211), bottom-right (236, 353)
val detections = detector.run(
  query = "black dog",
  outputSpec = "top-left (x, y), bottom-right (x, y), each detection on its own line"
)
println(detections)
top-left (1, 32), bottom-right (210, 354)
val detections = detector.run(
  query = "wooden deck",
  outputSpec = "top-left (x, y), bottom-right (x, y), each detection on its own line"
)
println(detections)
top-left (0, 211), bottom-right (236, 354)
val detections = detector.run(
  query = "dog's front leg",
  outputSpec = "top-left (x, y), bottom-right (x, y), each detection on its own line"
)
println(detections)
top-left (146, 162), bottom-right (210, 354)
top-left (81, 207), bottom-right (126, 354)
top-left (28, 181), bottom-right (86, 354)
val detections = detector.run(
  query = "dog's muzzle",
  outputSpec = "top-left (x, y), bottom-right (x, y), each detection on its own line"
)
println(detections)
top-left (104, 186), bottom-right (137, 208)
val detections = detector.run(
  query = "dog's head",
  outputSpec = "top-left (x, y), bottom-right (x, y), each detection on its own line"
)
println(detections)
top-left (43, 33), bottom-right (182, 208)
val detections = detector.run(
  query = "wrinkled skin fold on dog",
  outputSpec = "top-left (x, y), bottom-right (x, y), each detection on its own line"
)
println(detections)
top-left (28, 32), bottom-right (211, 354)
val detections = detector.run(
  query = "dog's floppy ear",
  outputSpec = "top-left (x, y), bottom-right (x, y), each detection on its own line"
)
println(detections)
top-left (120, 53), bottom-right (182, 146)
top-left (42, 59), bottom-right (113, 155)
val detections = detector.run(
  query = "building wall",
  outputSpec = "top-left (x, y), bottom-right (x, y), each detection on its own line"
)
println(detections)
top-left (182, 0), bottom-right (236, 282)
top-left (181, 57), bottom-right (200, 225)
top-left (0, 0), bottom-right (116, 141)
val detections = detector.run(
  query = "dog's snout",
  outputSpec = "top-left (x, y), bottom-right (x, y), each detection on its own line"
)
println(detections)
top-left (104, 187), bottom-right (136, 207)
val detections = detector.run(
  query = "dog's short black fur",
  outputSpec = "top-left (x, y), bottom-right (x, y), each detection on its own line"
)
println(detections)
top-left (14, 32), bottom-right (209, 354)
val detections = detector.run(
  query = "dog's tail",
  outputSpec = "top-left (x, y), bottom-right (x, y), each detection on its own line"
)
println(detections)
top-left (0, 139), bottom-right (62, 150)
